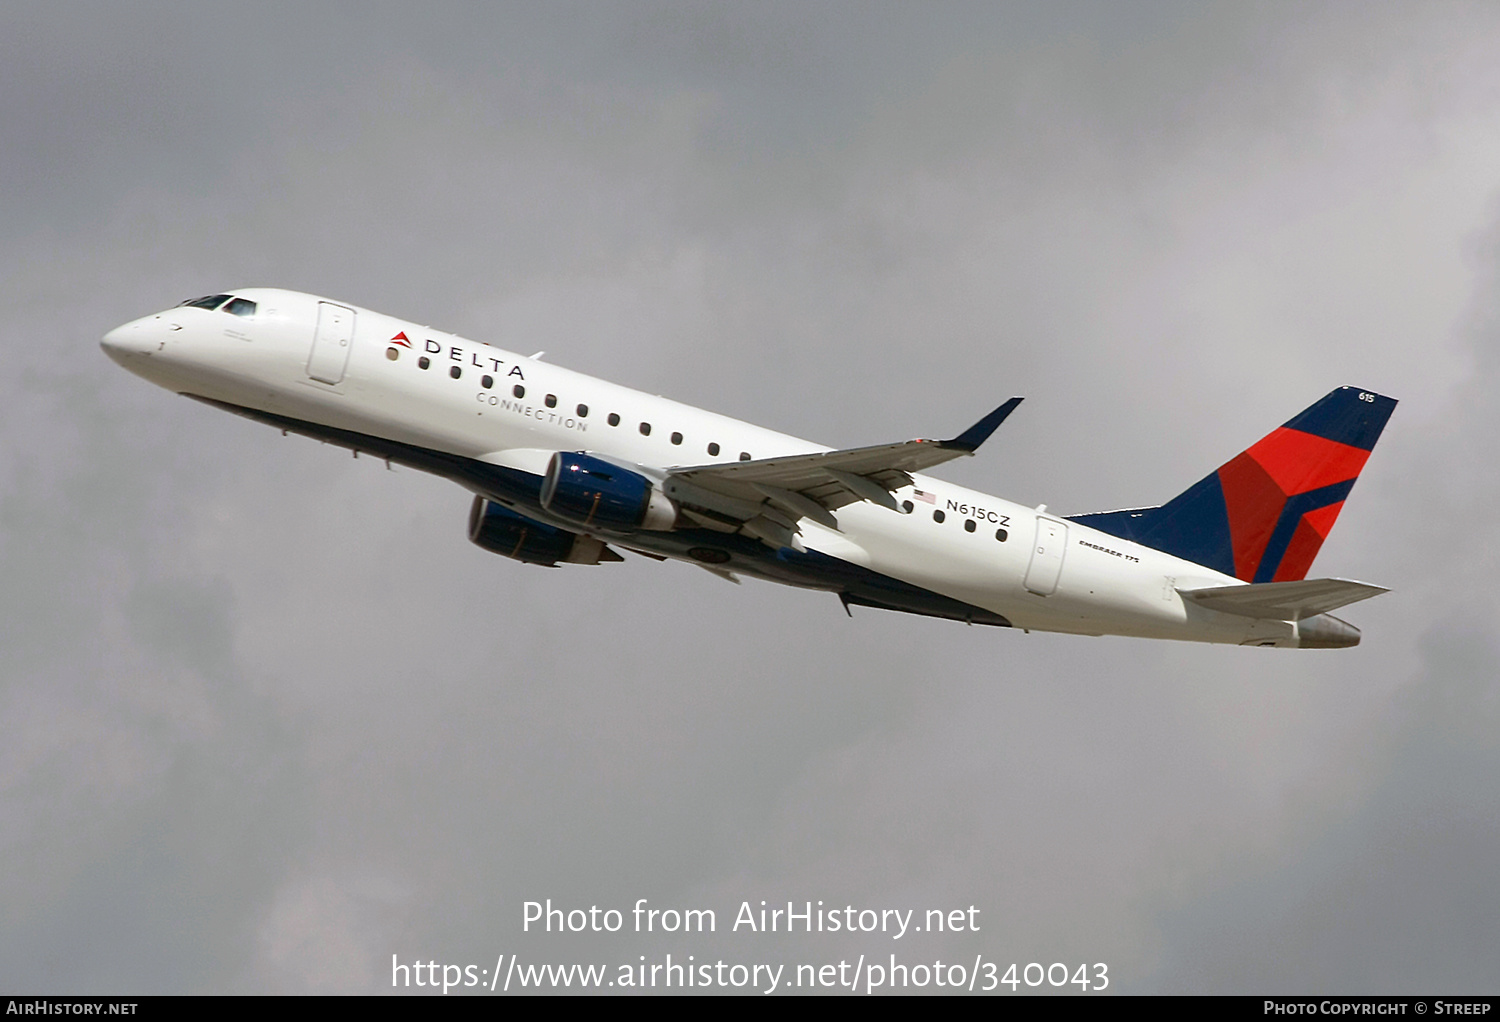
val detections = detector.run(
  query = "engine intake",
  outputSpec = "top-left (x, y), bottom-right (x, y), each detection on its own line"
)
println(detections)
top-left (467, 496), bottom-right (620, 565)
top-left (540, 452), bottom-right (676, 530)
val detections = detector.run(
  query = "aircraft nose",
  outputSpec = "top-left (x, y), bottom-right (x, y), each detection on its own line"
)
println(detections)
top-left (101, 317), bottom-right (159, 363)
top-left (101, 323), bottom-right (130, 353)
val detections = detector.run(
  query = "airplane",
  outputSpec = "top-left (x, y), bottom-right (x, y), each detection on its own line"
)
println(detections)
top-left (101, 288), bottom-right (1397, 649)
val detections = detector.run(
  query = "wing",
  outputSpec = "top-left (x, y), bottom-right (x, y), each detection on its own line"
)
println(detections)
top-left (661, 398), bottom-right (1023, 548)
top-left (1179, 578), bottom-right (1389, 620)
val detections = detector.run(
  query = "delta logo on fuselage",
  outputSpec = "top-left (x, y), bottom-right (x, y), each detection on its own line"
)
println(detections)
top-left (390, 334), bottom-right (591, 435)
top-left (415, 338), bottom-right (527, 378)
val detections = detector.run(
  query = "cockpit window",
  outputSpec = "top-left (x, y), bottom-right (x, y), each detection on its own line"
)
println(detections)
top-left (180, 294), bottom-right (233, 310)
top-left (222, 297), bottom-right (257, 317)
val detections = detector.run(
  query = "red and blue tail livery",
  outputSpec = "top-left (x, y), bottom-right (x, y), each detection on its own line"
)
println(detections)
top-left (1072, 387), bottom-right (1396, 582)
top-left (104, 289), bottom-right (1397, 647)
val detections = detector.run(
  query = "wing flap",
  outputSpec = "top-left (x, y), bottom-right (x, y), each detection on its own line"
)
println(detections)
top-left (1180, 577), bottom-right (1389, 620)
top-left (663, 398), bottom-right (1022, 542)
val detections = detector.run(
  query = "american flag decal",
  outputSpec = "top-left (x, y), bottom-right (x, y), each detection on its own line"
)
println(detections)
top-left (912, 489), bottom-right (936, 504)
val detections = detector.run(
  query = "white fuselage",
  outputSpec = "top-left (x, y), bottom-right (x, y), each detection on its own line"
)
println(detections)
top-left (102, 288), bottom-right (1299, 646)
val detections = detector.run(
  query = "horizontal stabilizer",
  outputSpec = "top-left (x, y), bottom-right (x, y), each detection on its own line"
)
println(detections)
top-left (1179, 577), bottom-right (1389, 621)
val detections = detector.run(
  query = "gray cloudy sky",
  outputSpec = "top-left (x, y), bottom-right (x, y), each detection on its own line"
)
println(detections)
top-left (3, 1), bottom-right (1498, 995)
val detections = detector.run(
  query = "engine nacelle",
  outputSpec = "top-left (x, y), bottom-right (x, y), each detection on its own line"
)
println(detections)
top-left (467, 496), bottom-right (619, 565)
top-left (540, 452), bottom-right (677, 531)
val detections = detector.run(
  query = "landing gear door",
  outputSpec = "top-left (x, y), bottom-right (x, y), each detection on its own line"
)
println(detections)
top-left (307, 301), bottom-right (356, 385)
top-left (1024, 517), bottom-right (1068, 596)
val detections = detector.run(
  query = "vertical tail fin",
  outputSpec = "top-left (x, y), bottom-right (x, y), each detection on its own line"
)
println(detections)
top-left (1069, 387), bottom-right (1396, 580)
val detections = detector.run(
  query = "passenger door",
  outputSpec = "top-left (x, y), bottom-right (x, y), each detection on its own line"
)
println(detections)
top-left (306, 301), bottom-right (356, 385)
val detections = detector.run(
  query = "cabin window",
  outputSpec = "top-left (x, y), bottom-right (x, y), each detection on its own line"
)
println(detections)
top-left (670, 431), bottom-right (683, 445)
top-left (964, 519), bottom-right (976, 533)
top-left (708, 442), bottom-right (720, 456)
top-left (545, 394), bottom-right (557, 408)
top-left (995, 528), bottom-right (1009, 542)
top-left (901, 500), bottom-right (913, 514)
top-left (577, 404), bottom-right (589, 417)
top-left (386, 347), bottom-right (400, 361)
top-left (933, 510), bottom-right (946, 523)
top-left (513, 384), bottom-right (525, 398)
top-left (640, 422), bottom-right (652, 436)
top-left (739, 452), bottom-right (751, 461)
top-left (449, 366), bottom-right (462, 379)
top-left (608, 413), bottom-right (621, 426)
top-left (481, 375), bottom-right (493, 388)
top-left (418, 356), bottom-right (430, 370)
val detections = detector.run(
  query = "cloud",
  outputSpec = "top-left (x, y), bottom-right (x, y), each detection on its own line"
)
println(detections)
top-left (1148, 619), bottom-right (1500, 992)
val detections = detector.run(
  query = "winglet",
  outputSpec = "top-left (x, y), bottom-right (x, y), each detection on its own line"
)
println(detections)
top-left (943, 397), bottom-right (1024, 453)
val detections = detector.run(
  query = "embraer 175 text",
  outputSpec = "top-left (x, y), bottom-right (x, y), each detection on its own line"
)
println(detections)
top-left (103, 289), bottom-right (1396, 648)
